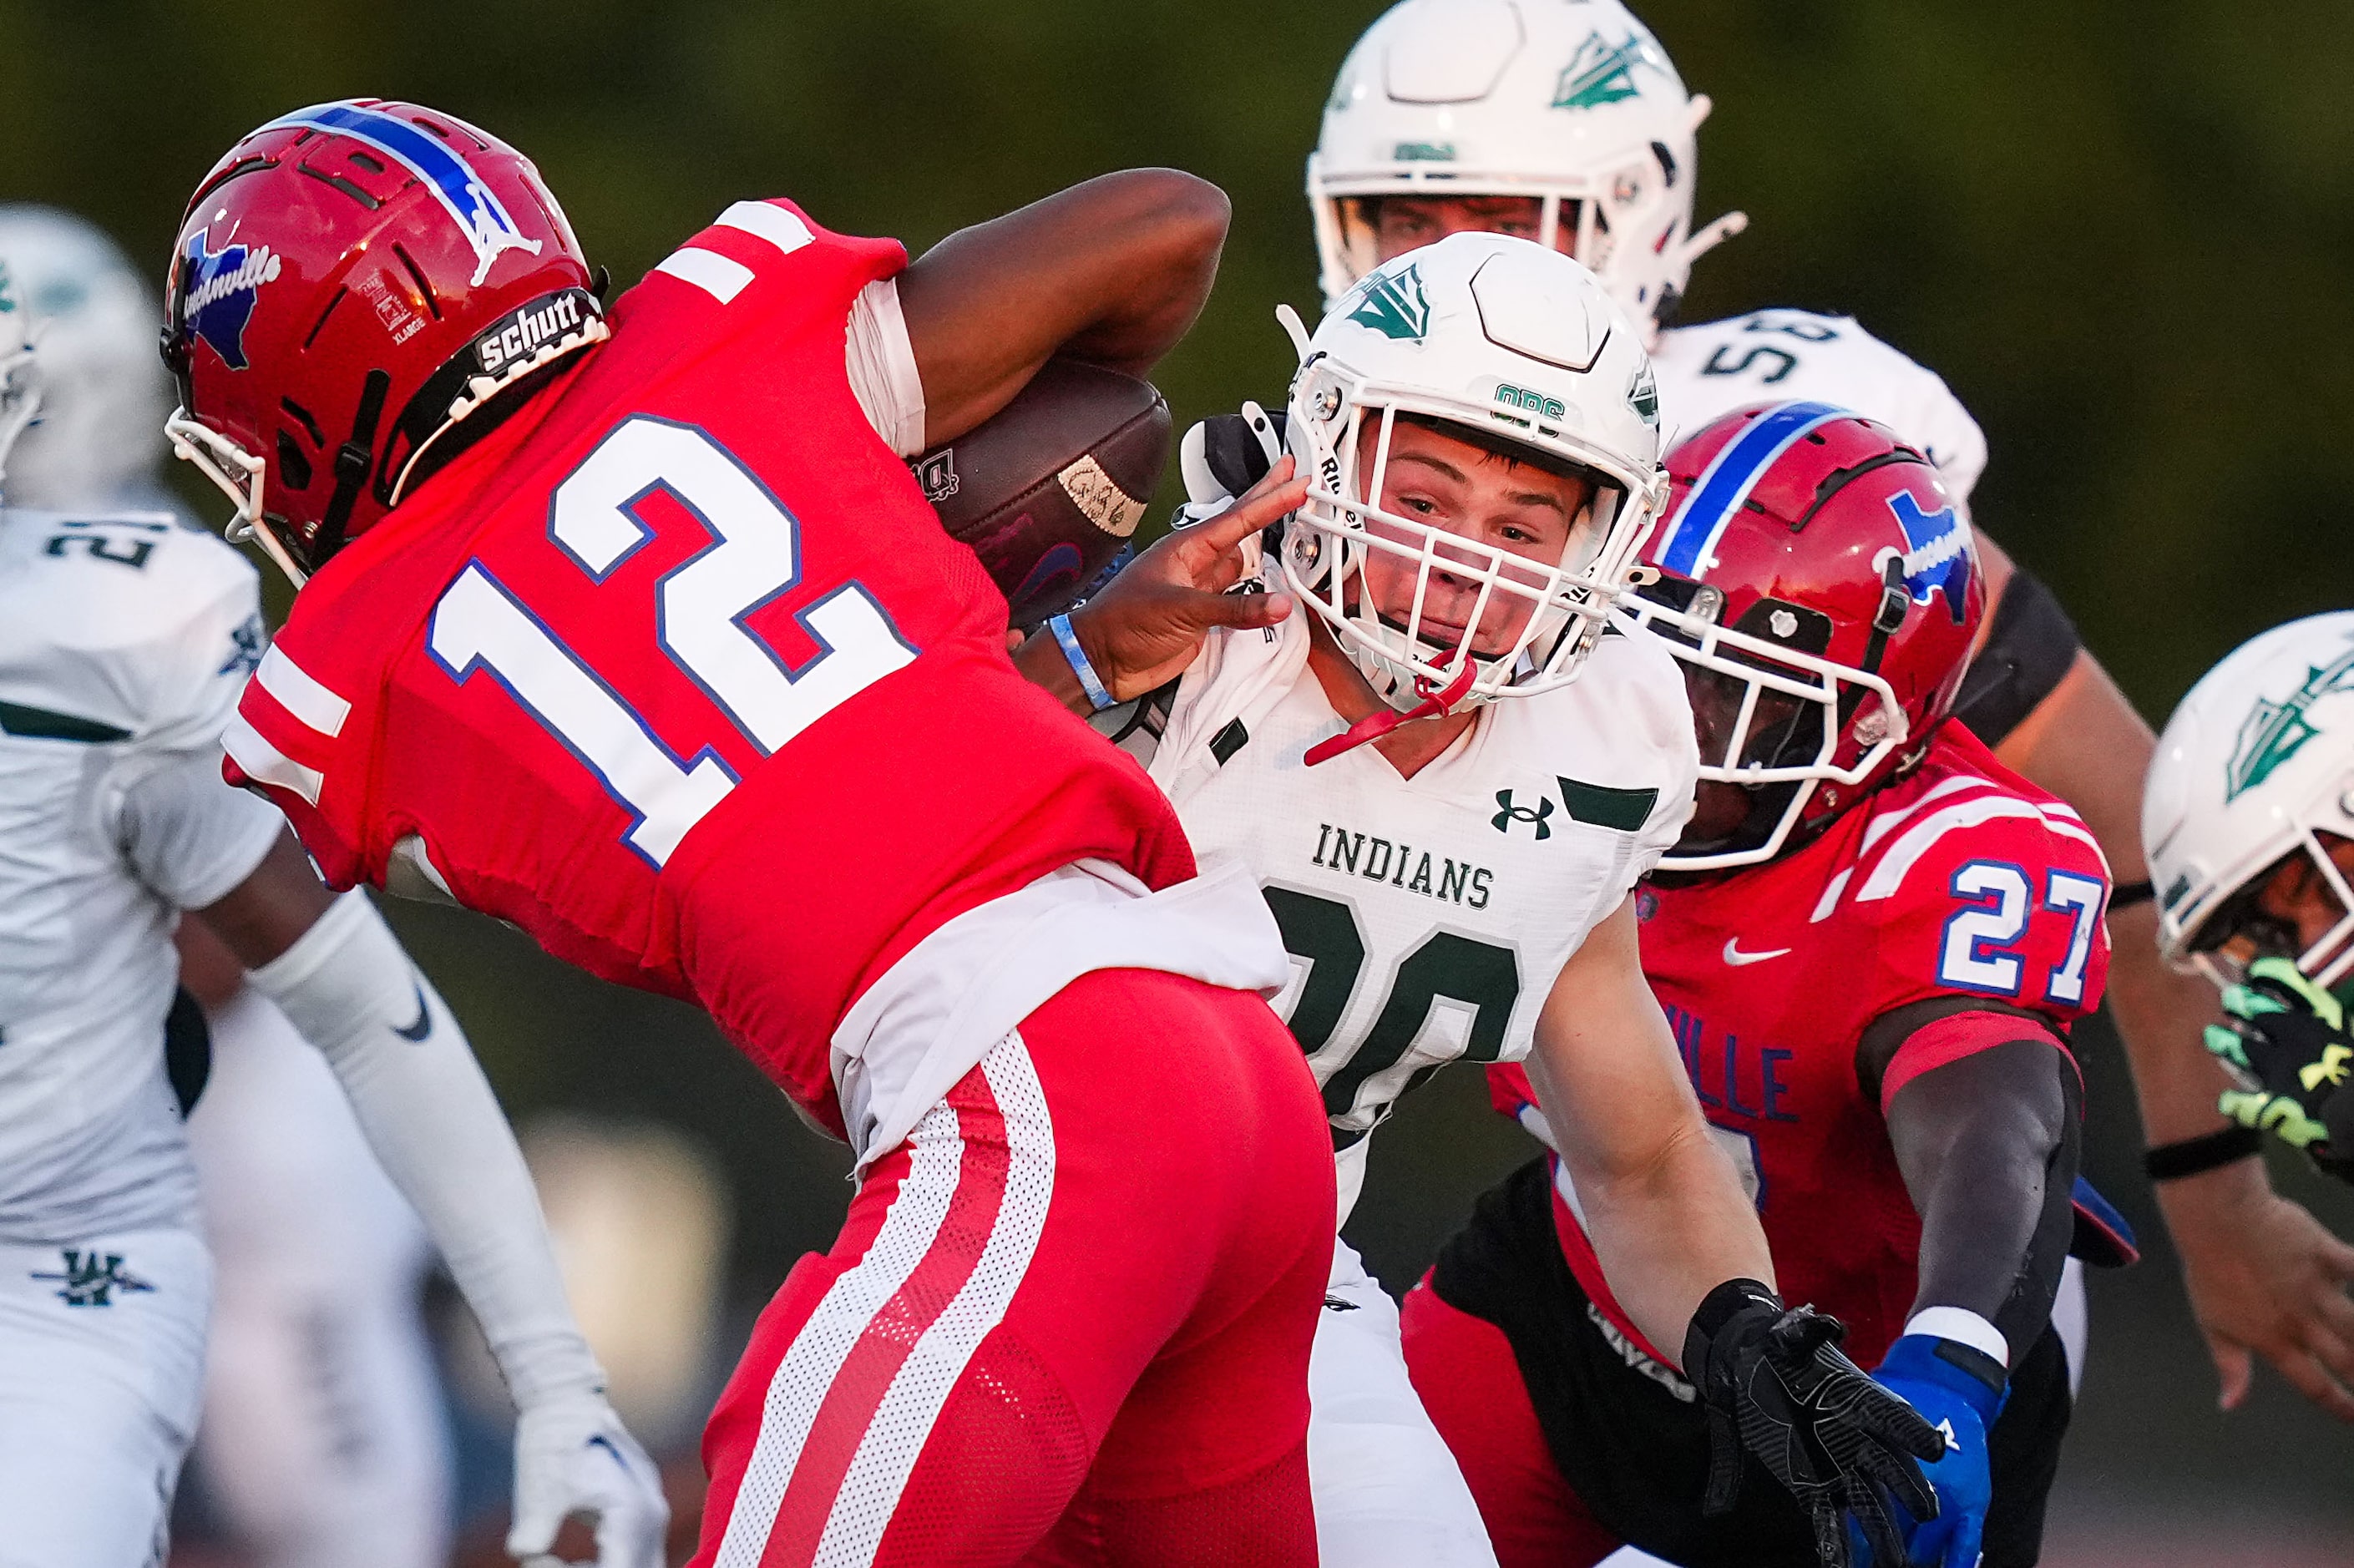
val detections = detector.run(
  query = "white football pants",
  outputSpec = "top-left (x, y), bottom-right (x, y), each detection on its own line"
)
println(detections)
top-left (186, 988), bottom-right (450, 1568)
top-left (1310, 1237), bottom-right (1502, 1568)
top-left (1596, 1260), bottom-right (2091, 1568)
top-left (0, 1225), bottom-right (211, 1568)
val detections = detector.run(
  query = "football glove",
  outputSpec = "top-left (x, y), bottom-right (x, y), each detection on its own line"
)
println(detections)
top-left (2204, 955), bottom-right (2354, 1181)
top-left (1683, 1279), bottom-right (1946, 1568)
top-left (509, 1388), bottom-right (668, 1568)
top-left (1854, 1333), bottom-right (2006, 1568)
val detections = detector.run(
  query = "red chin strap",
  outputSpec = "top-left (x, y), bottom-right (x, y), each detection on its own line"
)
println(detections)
top-left (1304, 652), bottom-right (1480, 766)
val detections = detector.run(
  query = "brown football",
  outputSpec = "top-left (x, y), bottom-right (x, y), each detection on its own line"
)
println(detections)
top-left (909, 357), bottom-right (1171, 626)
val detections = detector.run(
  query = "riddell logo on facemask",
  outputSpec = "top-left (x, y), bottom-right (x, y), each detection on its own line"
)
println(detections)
top-left (474, 291), bottom-right (590, 374)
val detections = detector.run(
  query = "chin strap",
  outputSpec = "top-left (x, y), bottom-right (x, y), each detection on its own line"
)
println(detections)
top-left (1304, 653), bottom-right (1478, 766)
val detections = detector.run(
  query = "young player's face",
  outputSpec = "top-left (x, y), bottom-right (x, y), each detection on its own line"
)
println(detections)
top-left (1368, 195), bottom-right (1582, 265)
top-left (1352, 421), bottom-right (1597, 658)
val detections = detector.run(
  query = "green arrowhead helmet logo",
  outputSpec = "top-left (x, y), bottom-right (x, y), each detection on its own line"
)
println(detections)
top-left (1552, 31), bottom-right (1663, 111)
top-left (0, 260), bottom-right (16, 316)
top-left (2225, 639), bottom-right (2354, 800)
top-left (1628, 361), bottom-right (1659, 427)
top-left (1346, 262), bottom-right (1431, 342)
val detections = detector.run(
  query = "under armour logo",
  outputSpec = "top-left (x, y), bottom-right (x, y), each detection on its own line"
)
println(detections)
top-left (32, 1249), bottom-right (155, 1308)
top-left (1493, 790), bottom-right (1554, 838)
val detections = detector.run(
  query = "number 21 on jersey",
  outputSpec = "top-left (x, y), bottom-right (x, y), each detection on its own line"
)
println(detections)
top-left (428, 416), bottom-right (915, 867)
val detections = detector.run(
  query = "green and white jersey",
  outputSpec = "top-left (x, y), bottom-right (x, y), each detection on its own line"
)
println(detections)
top-left (1105, 595), bottom-right (1697, 1223)
top-left (0, 507), bottom-right (281, 1240)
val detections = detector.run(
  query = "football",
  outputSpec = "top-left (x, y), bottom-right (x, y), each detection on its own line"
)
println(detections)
top-left (909, 357), bottom-right (1172, 625)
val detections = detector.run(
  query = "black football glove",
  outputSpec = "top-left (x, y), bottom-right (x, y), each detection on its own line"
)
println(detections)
top-left (1683, 1280), bottom-right (1946, 1568)
top-left (2205, 956), bottom-right (2354, 1183)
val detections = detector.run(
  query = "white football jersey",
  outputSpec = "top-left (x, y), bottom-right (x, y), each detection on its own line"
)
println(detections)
top-left (1108, 603), bottom-right (1697, 1222)
top-left (1653, 309), bottom-right (1988, 512)
top-left (0, 507), bottom-right (282, 1240)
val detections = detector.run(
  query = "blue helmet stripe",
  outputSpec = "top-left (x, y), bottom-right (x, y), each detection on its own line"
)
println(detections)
top-left (1655, 401), bottom-right (1848, 579)
top-left (266, 102), bottom-right (541, 283)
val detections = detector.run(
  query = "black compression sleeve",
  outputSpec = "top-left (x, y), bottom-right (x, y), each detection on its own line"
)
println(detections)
top-left (1867, 1008), bottom-right (2080, 1356)
top-left (1951, 566), bottom-right (2082, 749)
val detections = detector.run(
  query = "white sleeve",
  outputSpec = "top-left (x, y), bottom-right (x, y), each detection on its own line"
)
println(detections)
top-left (1633, 756), bottom-right (1699, 883)
top-left (1616, 631), bottom-right (1703, 885)
top-left (845, 278), bottom-right (928, 458)
top-left (106, 748), bottom-right (287, 910)
top-left (246, 889), bottom-right (605, 1410)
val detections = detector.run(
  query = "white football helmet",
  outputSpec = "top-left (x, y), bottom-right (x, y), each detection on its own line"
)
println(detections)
top-left (2145, 611), bottom-right (2354, 990)
top-left (1307, 0), bottom-right (1744, 335)
top-left (0, 206), bottom-right (172, 509)
top-left (1280, 231), bottom-right (1666, 713)
top-left (0, 255), bottom-right (36, 493)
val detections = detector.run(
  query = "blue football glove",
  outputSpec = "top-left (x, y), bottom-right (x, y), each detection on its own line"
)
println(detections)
top-left (1853, 1333), bottom-right (2005, 1567)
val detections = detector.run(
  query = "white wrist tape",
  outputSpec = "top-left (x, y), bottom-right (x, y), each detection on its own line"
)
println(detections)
top-left (247, 889), bottom-right (605, 1407)
top-left (1903, 1305), bottom-right (2010, 1368)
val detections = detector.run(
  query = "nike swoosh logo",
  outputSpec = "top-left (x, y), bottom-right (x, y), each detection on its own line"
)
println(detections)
top-left (1722, 939), bottom-right (1793, 967)
top-left (392, 983), bottom-right (432, 1042)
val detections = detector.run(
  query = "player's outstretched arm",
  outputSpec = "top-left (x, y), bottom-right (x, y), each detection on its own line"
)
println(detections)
top-left (1526, 894), bottom-right (1771, 1350)
top-left (1865, 1018), bottom-right (2080, 1568)
top-left (1976, 535), bottom-right (2354, 1422)
top-left (193, 832), bottom-right (669, 1568)
top-left (1532, 897), bottom-right (1942, 1567)
top-left (897, 169), bottom-right (1229, 448)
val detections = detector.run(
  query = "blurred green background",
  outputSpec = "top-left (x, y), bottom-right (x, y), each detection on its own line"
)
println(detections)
top-left (4, 0), bottom-right (2350, 1560)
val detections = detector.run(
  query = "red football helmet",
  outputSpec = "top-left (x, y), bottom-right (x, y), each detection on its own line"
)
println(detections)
top-left (1622, 401), bottom-right (1985, 870)
top-left (162, 99), bottom-right (608, 584)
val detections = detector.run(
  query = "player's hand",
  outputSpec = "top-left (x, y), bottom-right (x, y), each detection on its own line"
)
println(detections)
top-left (2205, 957), bottom-right (2354, 1179)
top-left (2156, 1159), bottom-right (2354, 1420)
top-left (1853, 1335), bottom-right (2002, 1567)
top-left (509, 1388), bottom-right (668, 1568)
top-left (1683, 1281), bottom-right (1944, 1567)
top-left (1065, 458), bottom-right (1307, 701)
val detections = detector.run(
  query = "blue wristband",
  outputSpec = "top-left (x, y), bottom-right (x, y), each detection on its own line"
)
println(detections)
top-left (1047, 613), bottom-right (1116, 711)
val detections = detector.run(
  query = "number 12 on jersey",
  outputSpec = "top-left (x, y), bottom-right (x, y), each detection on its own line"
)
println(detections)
top-left (428, 417), bottom-right (915, 867)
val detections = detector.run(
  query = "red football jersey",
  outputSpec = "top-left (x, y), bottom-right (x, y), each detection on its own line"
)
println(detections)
top-left (224, 201), bottom-right (1193, 1130)
top-left (1493, 723), bottom-right (2109, 1366)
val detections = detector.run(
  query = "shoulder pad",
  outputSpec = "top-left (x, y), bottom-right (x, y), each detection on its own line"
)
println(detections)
top-left (1851, 774), bottom-right (2105, 905)
top-left (1843, 772), bottom-right (2111, 1018)
top-left (1661, 310), bottom-right (1987, 506)
top-left (0, 510), bottom-right (263, 746)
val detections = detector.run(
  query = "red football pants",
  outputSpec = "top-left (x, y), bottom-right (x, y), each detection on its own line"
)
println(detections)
top-left (692, 969), bottom-right (1335, 1568)
top-left (1399, 1273), bottom-right (1623, 1568)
